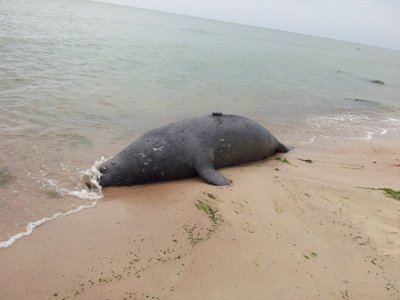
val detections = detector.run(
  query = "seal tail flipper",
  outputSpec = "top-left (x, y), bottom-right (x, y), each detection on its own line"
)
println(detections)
top-left (276, 142), bottom-right (290, 153)
top-left (195, 162), bottom-right (231, 186)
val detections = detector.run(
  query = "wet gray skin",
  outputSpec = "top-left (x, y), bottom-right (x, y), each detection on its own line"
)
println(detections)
top-left (98, 113), bottom-right (289, 187)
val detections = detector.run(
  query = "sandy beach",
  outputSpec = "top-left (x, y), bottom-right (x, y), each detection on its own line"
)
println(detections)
top-left (0, 136), bottom-right (399, 300)
top-left (1, 0), bottom-right (400, 299)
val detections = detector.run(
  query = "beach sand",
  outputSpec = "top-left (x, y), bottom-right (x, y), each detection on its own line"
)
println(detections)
top-left (0, 137), bottom-right (399, 300)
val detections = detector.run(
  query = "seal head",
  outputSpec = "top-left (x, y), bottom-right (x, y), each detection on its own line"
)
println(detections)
top-left (98, 158), bottom-right (137, 187)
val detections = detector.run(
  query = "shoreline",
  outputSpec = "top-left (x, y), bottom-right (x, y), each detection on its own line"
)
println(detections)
top-left (1, 130), bottom-right (399, 250)
top-left (1, 137), bottom-right (399, 299)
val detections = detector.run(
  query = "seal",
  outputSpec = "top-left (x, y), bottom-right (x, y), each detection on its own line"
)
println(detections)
top-left (97, 113), bottom-right (289, 187)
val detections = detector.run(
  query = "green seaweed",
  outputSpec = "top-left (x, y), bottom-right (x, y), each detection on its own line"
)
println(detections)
top-left (195, 200), bottom-right (219, 224)
top-left (275, 157), bottom-right (289, 164)
top-left (206, 193), bottom-right (216, 200)
top-left (0, 167), bottom-right (12, 186)
top-left (303, 252), bottom-right (317, 260)
top-left (298, 158), bottom-right (313, 164)
top-left (359, 187), bottom-right (400, 201)
top-left (380, 188), bottom-right (400, 201)
top-left (370, 80), bottom-right (385, 85)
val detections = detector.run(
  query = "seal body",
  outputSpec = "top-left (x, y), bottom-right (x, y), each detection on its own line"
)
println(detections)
top-left (98, 113), bottom-right (289, 187)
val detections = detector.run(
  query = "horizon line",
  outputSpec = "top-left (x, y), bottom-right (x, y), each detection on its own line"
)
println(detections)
top-left (91, 0), bottom-right (400, 52)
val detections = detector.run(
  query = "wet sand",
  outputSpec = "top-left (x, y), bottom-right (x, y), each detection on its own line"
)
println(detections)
top-left (0, 137), bottom-right (399, 300)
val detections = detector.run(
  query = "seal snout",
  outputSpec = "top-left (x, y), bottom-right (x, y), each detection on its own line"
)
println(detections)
top-left (98, 172), bottom-right (109, 187)
top-left (97, 159), bottom-right (114, 173)
top-left (97, 160), bottom-right (115, 187)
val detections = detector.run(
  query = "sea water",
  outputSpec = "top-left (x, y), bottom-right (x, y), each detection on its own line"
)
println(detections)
top-left (1, 0), bottom-right (399, 247)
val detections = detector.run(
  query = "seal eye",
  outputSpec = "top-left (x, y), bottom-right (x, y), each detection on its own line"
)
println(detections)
top-left (99, 166), bottom-right (106, 172)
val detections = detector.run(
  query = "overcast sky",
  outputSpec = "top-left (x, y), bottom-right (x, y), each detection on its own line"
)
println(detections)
top-left (97, 0), bottom-right (400, 50)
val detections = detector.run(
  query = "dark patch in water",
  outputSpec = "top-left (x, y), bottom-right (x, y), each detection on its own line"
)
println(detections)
top-left (345, 98), bottom-right (368, 102)
top-left (342, 97), bottom-right (392, 111)
top-left (370, 79), bottom-right (385, 85)
top-left (41, 131), bottom-right (92, 148)
top-left (0, 166), bottom-right (12, 186)
top-left (344, 97), bottom-right (376, 105)
top-left (61, 133), bottom-right (92, 147)
top-left (44, 189), bottom-right (62, 198)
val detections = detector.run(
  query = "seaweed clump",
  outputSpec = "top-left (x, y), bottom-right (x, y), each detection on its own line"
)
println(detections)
top-left (298, 158), bottom-right (313, 164)
top-left (370, 80), bottom-right (385, 85)
top-left (195, 200), bottom-right (220, 224)
top-left (275, 157), bottom-right (289, 164)
top-left (303, 252), bottom-right (317, 260)
top-left (206, 193), bottom-right (217, 200)
top-left (380, 188), bottom-right (400, 201)
top-left (360, 187), bottom-right (400, 201)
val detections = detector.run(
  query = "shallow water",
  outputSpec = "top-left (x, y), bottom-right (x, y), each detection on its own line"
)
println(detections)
top-left (0, 0), bottom-right (399, 247)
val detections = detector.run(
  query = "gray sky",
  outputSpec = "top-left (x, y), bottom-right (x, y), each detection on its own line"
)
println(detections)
top-left (98, 0), bottom-right (400, 50)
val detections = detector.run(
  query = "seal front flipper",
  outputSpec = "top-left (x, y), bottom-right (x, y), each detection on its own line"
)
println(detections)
top-left (195, 160), bottom-right (231, 186)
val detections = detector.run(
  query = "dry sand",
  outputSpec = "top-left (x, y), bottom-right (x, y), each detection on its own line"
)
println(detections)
top-left (0, 137), bottom-right (399, 300)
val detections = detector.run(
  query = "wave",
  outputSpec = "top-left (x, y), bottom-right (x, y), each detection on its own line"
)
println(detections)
top-left (0, 201), bottom-right (97, 249)
top-left (306, 113), bottom-right (400, 140)
top-left (0, 158), bottom-right (106, 249)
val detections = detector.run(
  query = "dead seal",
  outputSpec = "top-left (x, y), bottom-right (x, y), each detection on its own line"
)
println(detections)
top-left (96, 113), bottom-right (289, 187)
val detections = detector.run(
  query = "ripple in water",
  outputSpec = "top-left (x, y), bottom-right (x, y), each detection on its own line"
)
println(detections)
top-left (306, 113), bottom-right (400, 140)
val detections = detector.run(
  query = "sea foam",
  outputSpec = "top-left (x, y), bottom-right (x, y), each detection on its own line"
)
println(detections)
top-left (0, 201), bottom-right (97, 249)
top-left (306, 113), bottom-right (395, 141)
top-left (0, 158), bottom-right (106, 249)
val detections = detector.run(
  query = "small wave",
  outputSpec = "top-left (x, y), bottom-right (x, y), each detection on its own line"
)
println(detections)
top-left (383, 117), bottom-right (400, 126)
top-left (299, 136), bottom-right (316, 144)
top-left (307, 113), bottom-right (399, 140)
top-left (46, 179), bottom-right (103, 201)
top-left (0, 201), bottom-right (97, 249)
top-left (0, 158), bottom-right (107, 249)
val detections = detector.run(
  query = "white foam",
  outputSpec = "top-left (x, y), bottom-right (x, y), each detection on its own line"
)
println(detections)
top-left (0, 158), bottom-right (107, 249)
top-left (365, 132), bottom-right (374, 140)
top-left (0, 201), bottom-right (97, 249)
top-left (69, 190), bottom-right (103, 200)
top-left (45, 179), bottom-right (103, 201)
top-left (299, 136), bottom-right (316, 144)
top-left (383, 117), bottom-right (400, 126)
top-left (79, 156), bottom-right (107, 193)
top-left (307, 113), bottom-right (400, 141)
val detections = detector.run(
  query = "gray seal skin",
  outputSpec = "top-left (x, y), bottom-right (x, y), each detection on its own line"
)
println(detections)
top-left (98, 113), bottom-right (289, 187)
